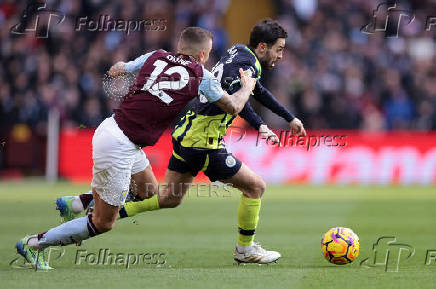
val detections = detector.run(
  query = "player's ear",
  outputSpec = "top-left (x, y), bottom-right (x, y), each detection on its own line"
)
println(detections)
top-left (176, 40), bottom-right (182, 53)
top-left (198, 49), bottom-right (205, 63)
top-left (257, 42), bottom-right (268, 56)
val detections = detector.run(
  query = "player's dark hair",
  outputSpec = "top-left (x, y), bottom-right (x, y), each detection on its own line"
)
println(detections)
top-left (180, 27), bottom-right (213, 46)
top-left (249, 19), bottom-right (287, 49)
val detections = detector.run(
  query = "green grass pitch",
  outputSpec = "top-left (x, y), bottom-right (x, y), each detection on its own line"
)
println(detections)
top-left (1, 181), bottom-right (436, 289)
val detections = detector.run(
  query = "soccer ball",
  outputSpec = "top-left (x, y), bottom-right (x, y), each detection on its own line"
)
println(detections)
top-left (321, 227), bottom-right (359, 265)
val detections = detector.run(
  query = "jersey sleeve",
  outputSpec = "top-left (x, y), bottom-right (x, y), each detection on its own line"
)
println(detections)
top-left (239, 101), bottom-right (265, 129)
top-left (199, 67), bottom-right (224, 103)
top-left (252, 81), bottom-right (295, 122)
top-left (124, 51), bottom-right (156, 73)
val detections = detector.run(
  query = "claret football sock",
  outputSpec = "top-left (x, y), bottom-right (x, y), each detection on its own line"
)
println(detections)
top-left (119, 194), bottom-right (160, 218)
top-left (78, 192), bottom-right (93, 210)
top-left (237, 194), bottom-right (261, 248)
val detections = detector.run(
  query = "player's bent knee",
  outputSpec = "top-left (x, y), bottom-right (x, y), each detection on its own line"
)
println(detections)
top-left (254, 178), bottom-right (266, 198)
top-left (245, 176), bottom-right (266, 198)
top-left (137, 185), bottom-right (158, 200)
top-left (258, 178), bottom-right (267, 196)
top-left (135, 181), bottom-right (158, 200)
top-left (147, 182), bottom-right (159, 198)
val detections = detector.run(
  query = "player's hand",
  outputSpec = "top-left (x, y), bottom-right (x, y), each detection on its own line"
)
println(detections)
top-left (259, 124), bottom-right (280, 145)
top-left (239, 68), bottom-right (256, 92)
top-left (108, 61), bottom-right (126, 78)
top-left (289, 118), bottom-right (306, 137)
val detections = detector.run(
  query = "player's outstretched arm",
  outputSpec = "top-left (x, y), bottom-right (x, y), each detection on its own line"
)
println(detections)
top-left (239, 102), bottom-right (265, 129)
top-left (253, 82), bottom-right (306, 136)
top-left (238, 103), bottom-right (280, 143)
top-left (108, 51), bottom-right (155, 78)
top-left (214, 68), bottom-right (256, 116)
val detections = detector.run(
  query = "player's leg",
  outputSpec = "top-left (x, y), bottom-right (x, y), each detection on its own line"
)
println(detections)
top-left (118, 157), bottom-right (161, 218)
top-left (221, 163), bottom-right (265, 246)
top-left (54, 164), bottom-right (190, 220)
top-left (15, 116), bottom-right (134, 269)
top-left (221, 163), bottom-right (280, 264)
top-left (119, 141), bottom-right (201, 218)
top-left (56, 151), bottom-right (158, 222)
top-left (130, 164), bottom-right (158, 200)
top-left (55, 191), bottom-right (93, 222)
top-left (203, 149), bottom-right (279, 264)
top-left (90, 188), bottom-right (120, 233)
top-left (55, 177), bottom-right (149, 222)
top-left (158, 169), bottom-right (194, 208)
top-left (16, 187), bottom-right (119, 270)
top-left (120, 168), bottom-right (194, 218)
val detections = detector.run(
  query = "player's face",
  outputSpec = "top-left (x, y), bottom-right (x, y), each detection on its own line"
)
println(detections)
top-left (198, 39), bottom-right (213, 65)
top-left (263, 38), bottom-right (285, 69)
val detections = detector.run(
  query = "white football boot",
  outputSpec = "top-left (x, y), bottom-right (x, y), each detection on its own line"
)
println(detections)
top-left (233, 242), bottom-right (281, 264)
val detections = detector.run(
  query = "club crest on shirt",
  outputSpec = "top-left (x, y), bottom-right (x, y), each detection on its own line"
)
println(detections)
top-left (225, 155), bottom-right (236, 167)
top-left (121, 190), bottom-right (129, 202)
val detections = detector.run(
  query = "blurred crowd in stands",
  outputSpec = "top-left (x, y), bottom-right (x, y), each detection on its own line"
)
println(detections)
top-left (1, 0), bottom-right (435, 134)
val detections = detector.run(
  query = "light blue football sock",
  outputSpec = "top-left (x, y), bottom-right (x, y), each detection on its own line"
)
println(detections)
top-left (37, 215), bottom-right (100, 249)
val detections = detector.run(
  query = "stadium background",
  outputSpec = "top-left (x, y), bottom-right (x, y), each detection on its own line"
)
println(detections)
top-left (0, 0), bottom-right (435, 184)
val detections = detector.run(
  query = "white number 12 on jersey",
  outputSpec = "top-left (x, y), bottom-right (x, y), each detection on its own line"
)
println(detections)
top-left (141, 59), bottom-right (189, 104)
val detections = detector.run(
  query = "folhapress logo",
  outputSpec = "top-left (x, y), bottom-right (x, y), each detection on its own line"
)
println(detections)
top-left (361, 2), bottom-right (415, 37)
top-left (10, 0), bottom-right (65, 38)
top-left (10, 1), bottom-right (167, 38)
top-left (360, 236), bottom-right (415, 272)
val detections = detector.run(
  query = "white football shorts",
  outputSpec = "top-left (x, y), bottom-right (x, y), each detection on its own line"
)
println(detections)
top-left (91, 116), bottom-right (150, 206)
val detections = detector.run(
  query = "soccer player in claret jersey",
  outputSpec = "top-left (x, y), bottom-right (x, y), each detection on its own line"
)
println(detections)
top-left (56, 19), bottom-right (306, 265)
top-left (14, 26), bottom-right (257, 270)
